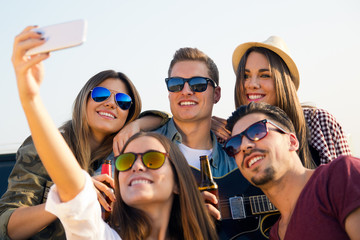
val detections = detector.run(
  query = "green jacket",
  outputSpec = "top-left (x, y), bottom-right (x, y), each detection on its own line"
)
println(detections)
top-left (0, 137), bottom-right (65, 239)
top-left (0, 137), bottom-right (104, 239)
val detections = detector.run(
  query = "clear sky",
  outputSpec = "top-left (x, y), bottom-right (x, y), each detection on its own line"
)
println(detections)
top-left (1, 0), bottom-right (359, 157)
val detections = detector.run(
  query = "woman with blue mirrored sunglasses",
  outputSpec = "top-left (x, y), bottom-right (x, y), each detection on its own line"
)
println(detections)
top-left (4, 26), bottom-right (142, 240)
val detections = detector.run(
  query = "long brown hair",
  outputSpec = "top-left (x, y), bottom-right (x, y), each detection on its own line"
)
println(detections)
top-left (110, 132), bottom-right (217, 240)
top-left (60, 70), bottom-right (142, 173)
top-left (234, 47), bottom-right (315, 168)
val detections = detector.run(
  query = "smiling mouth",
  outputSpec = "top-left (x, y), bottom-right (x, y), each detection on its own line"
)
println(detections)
top-left (247, 155), bottom-right (265, 168)
top-left (247, 94), bottom-right (265, 101)
top-left (130, 179), bottom-right (152, 186)
top-left (179, 101), bottom-right (196, 106)
top-left (98, 111), bottom-right (116, 119)
top-left (247, 94), bottom-right (265, 100)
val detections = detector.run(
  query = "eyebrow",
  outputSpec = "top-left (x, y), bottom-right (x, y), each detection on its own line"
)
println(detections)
top-left (245, 68), bottom-right (270, 73)
top-left (108, 88), bottom-right (126, 94)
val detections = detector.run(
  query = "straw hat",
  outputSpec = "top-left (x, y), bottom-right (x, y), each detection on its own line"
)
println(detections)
top-left (232, 36), bottom-right (300, 90)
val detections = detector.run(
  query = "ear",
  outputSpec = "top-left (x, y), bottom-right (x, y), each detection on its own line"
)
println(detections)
top-left (214, 86), bottom-right (221, 104)
top-left (173, 184), bottom-right (179, 195)
top-left (288, 133), bottom-right (299, 152)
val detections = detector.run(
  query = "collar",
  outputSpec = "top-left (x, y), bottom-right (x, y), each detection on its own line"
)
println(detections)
top-left (166, 119), bottom-right (221, 169)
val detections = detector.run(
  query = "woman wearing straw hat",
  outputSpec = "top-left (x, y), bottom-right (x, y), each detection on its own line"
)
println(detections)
top-left (213, 36), bottom-right (351, 167)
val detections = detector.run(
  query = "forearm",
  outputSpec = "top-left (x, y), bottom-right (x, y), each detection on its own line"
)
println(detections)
top-left (21, 95), bottom-right (84, 202)
top-left (113, 113), bottom-right (168, 155)
top-left (345, 207), bottom-right (360, 239)
top-left (136, 115), bottom-right (164, 131)
top-left (138, 110), bottom-right (171, 129)
top-left (7, 204), bottom-right (57, 240)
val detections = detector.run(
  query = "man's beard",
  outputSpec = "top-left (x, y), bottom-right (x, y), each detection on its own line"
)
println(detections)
top-left (251, 166), bottom-right (275, 186)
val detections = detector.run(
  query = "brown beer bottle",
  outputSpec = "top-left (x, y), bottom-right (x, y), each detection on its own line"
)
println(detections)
top-left (198, 155), bottom-right (219, 209)
top-left (101, 159), bottom-right (113, 222)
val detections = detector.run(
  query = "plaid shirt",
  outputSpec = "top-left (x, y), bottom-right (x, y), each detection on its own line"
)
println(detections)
top-left (304, 108), bottom-right (352, 165)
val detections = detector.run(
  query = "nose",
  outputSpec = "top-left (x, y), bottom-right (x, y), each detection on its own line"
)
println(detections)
top-left (181, 82), bottom-right (194, 95)
top-left (131, 155), bottom-right (145, 172)
top-left (104, 93), bottom-right (117, 109)
top-left (239, 135), bottom-right (255, 153)
top-left (245, 76), bottom-right (260, 89)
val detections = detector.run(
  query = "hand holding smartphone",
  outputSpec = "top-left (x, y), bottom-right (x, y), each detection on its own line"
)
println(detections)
top-left (26, 19), bottom-right (87, 56)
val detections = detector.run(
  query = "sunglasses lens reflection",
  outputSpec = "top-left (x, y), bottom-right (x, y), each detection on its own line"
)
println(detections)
top-left (115, 151), bottom-right (166, 171)
top-left (224, 121), bottom-right (268, 156)
top-left (167, 78), bottom-right (184, 92)
top-left (91, 87), bottom-right (110, 102)
top-left (115, 93), bottom-right (132, 110)
top-left (224, 136), bottom-right (242, 156)
top-left (143, 151), bottom-right (166, 169)
top-left (166, 77), bottom-right (209, 92)
top-left (91, 87), bottom-right (132, 110)
top-left (247, 122), bottom-right (268, 141)
top-left (188, 77), bottom-right (208, 92)
top-left (115, 153), bottom-right (136, 171)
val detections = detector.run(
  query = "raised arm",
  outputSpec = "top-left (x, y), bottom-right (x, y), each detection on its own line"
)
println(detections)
top-left (12, 26), bottom-right (84, 202)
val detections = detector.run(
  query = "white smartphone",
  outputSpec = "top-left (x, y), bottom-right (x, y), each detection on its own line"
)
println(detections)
top-left (25, 19), bottom-right (87, 56)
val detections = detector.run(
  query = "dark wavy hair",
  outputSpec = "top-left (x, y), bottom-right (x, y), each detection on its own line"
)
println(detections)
top-left (226, 102), bottom-right (311, 167)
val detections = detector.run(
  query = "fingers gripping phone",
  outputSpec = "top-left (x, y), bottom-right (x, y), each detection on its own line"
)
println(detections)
top-left (26, 19), bottom-right (87, 56)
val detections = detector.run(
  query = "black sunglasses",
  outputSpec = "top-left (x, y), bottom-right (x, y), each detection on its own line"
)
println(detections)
top-left (223, 119), bottom-right (288, 157)
top-left (90, 86), bottom-right (132, 110)
top-left (165, 76), bottom-right (217, 93)
top-left (115, 150), bottom-right (168, 172)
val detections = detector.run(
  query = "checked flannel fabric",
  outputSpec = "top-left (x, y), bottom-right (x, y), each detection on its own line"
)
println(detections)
top-left (303, 107), bottom-right (352, 165)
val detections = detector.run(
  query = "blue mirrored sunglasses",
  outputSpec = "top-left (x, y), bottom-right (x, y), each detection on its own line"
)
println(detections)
top-left (91, 86), bottom-right (132, 110)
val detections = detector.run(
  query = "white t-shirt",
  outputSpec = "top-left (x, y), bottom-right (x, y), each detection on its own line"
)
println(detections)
top-left (45, 170), bottom-right (121, 240)
top-left (178, 143), bottom-right (212, 170)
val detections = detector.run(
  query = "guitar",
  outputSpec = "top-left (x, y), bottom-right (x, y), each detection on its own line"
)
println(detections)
top-left (190, 167), bottom-right (280, 240)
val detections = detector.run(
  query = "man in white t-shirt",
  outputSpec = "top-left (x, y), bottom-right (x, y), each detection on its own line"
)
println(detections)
top-left (153, 47), bottom-right (237, 176)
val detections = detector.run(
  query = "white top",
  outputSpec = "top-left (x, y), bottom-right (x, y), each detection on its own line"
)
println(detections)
top-left (178, 143), bottom-right (212, 169)
top-left (45, 170), bottom-right (121, 240)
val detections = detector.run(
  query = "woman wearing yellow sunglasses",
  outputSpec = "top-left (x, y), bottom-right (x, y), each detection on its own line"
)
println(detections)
top-left (0, 26), bottom-right (142, 240)
top-left (11, 26), bottom-right (217, 239)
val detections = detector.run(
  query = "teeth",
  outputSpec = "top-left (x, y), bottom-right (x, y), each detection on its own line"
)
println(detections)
top-left (131, 179), bottom-right (151, 186)
top-left (248, 95), bottom-right (263, 100)
top-left (248, 156), bottom-right (264, 167)
top-left (99, 112), bottom-right (115, 118)
top-left (180, 101), bottom-right (196, 106)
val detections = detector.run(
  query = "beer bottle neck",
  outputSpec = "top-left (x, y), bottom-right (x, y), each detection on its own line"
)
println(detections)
top-left (199, 155), bottom-right (216, 186)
